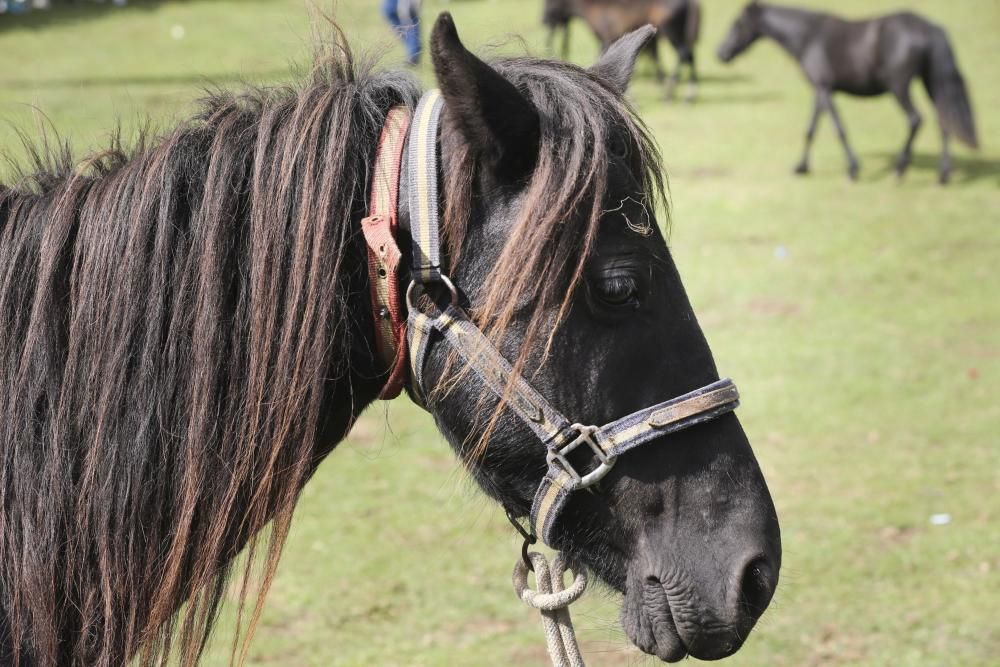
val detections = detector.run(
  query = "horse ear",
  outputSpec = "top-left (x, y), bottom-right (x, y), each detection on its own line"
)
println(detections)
top-left (589, 25), bottom-right (657, 94)
top-left (430, 12), bottom-right (540, 181)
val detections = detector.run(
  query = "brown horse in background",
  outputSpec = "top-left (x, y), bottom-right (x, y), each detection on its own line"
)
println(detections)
top-left (544, 0), bottom-right (701, 100)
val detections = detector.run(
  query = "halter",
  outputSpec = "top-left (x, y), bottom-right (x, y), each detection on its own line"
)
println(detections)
top-left (365, 91), bottom-right (741, 548)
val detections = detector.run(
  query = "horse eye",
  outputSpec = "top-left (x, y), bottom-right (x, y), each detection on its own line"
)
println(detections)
top-left (594, 275), bottom-right (639, 307)
top-left (609, 135), bottom-right (629, 160)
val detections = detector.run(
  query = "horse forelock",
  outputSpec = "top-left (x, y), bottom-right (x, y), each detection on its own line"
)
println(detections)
top-left (0, 43), bottom-right (420, 666)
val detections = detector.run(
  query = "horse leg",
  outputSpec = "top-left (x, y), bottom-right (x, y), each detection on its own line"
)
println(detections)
top-left (821, 91), bottom-right (861, 180)
top-left (649, 38), bottom-right (666, 84)
top-left (684, 51), bottom-right (699, 103)
top-left (795, 92), bottom-right (824, 175)
top-left (664, 54), bottom-right (681, 101)
top-left (939, 128), bottom-right (952, 185)
top-left (561, 23), bottom-right (571, 60)
top-left (892, 86), bottom-right (922, 179)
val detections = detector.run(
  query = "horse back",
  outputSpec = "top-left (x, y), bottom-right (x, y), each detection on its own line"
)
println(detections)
top-left (874, 11), bottom-right (942, 57)
top-left (578, 0), bottom-right (693, 47)
top-left (809, 12), bottom-right (937, 96)
top-left (580, 0), bottom-right (655, 45)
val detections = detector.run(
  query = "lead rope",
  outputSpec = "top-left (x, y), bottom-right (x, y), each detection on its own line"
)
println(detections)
top-left (512, 551), bottom-right (588, 667)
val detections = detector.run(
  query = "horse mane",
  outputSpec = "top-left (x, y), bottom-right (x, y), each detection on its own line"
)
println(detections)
top-left (0, 39), bottom-right (419, 665)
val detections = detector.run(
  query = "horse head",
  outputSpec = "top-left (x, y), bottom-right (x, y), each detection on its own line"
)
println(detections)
top-left (405, 14), bottom-right (781, 663)
top-left (717, 1), bottom-right (765, 63)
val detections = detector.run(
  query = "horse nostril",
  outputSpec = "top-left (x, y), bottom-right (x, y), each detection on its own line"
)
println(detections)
top-left (737, 556), bottom-right (774, 623)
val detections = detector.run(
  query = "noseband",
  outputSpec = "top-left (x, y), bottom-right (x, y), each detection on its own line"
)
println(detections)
top-left (364, 91), bottom-right (741, 547)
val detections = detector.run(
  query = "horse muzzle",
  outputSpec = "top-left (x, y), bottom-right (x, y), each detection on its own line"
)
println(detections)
top-left (621, 532), bottom-right (779, 662)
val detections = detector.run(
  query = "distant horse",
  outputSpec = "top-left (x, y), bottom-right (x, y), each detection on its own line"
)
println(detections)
top-left (544, 0), bottom-right (702, 100)
top-left (718, 1), bottom-right (978, 183)
top-left (0, 15), bottom-right (780, 666)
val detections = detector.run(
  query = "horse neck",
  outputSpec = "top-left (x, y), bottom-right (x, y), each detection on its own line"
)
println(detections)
top-left (314, 221), bottom-right (386, 449)
top-left (758, 4), bottom-right (820, 59)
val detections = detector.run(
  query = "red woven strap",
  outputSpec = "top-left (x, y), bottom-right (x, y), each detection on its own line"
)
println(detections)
top-left (362, 107), bottom-right (411, 400)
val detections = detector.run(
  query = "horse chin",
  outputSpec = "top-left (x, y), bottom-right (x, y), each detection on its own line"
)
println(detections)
top-left (621, 567), bottom-right (749, 663)
top-left (621, 572), bottom-right (688, 662)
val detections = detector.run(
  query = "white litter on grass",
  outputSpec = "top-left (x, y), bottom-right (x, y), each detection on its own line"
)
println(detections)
top-left (773, 245), bottom-right (788, 260)
top-left (929, 513), bottom-right (951, 526)
top-left (170, 25), bottom-right (186, 41)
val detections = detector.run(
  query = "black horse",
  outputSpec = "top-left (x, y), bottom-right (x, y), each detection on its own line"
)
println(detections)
top-left (718, 1), bottom-right (978, 183)
top-left (0, 15), bottom-right (780, 665)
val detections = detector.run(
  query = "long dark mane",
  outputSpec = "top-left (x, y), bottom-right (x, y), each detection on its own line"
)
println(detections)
top-left (0, 41), bottom-right (418, 665)
top-left (0, 32), bottom-right (665, 667)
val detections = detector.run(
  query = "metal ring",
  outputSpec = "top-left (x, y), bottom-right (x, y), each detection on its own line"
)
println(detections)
top-left (405, 275), bottom-right (459, 312)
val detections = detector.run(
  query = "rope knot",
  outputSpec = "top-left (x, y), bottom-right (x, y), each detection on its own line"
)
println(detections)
top-left (512, 550), bottom-right (588, 667)
top-left (513, 552), bottom-right (587, 610)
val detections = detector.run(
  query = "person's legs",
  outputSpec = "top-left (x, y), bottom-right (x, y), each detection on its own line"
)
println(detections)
top-left (397, 0), bottom-right (421, 65)
top-left (382, 0), bottom-right (401, 29)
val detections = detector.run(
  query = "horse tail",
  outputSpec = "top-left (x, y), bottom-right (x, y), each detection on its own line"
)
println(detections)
top-left (923, 27), bottom-right (978, 148)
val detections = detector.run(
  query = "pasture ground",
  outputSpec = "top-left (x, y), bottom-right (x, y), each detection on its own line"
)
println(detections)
top-left (1, 0), bottom-right (997, 665)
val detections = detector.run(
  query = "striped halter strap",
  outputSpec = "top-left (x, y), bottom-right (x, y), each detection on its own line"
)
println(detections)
top-left (366, 91), bottom-right (741, 548)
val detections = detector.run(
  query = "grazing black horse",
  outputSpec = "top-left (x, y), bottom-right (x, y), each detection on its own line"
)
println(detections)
top-left (544, 0), bottom-right (702, 100)
top-left (717, 1), bottom-right (978, 183)
top-left (0, 14), bottom-right (780, 666)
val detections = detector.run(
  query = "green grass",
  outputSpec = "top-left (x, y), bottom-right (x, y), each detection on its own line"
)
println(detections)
top-left (2, 0), bottom-right (998, 665)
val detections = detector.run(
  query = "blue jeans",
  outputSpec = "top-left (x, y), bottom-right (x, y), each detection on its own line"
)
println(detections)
top-left (382, 0), bottom-right (421, 65)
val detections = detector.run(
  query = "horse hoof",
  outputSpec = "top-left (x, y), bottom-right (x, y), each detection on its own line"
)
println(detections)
top-left (793, 163), bottom-right (809, 175)
top-left (894, 157), bottom-right (910, 179)
top-left (938, 172), bottom-right (951, 185)
top-left (848, 165), bottom-right (860, 181)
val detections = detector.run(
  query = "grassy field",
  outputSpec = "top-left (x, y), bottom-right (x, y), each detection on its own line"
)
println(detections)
top-left (2, 0), bottom-right (998, 665)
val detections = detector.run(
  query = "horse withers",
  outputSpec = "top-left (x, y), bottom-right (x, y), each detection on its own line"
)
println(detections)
top-left (0, 14), bottom-right (780, 665)
top-left (717, 1), bottom-right (978, 183)
top-left (544, 0), bottom-right (702, 101)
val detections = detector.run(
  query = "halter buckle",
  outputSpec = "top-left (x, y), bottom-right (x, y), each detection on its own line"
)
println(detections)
top-left (546, 424), bottom-right (617, 489)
